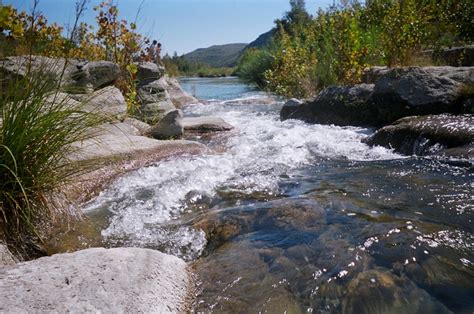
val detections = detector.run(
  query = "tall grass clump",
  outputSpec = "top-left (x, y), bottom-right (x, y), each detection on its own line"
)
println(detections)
top-left (0, 63), bottom-right (105, 244)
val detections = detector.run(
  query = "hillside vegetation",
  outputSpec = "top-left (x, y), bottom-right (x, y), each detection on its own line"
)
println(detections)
top-left (162, 43), bottom-right (247, 77)
top-left (236, 0), bottom-right (474, 98)
top-left (183, 43), bottom-right (247, 68)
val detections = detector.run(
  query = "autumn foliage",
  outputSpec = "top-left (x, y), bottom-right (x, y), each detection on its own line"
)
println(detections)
top-left (0, 0), bottom-right (155, 112)
top-left (237, 0), bottom-right (474, 98)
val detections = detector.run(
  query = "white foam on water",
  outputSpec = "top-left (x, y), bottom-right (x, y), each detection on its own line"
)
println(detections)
top-left (83, 97), bottom-right (401, 260)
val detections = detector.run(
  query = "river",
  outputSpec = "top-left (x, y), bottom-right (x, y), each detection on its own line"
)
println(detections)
top-left (82, 77), bottom-right (473, 313)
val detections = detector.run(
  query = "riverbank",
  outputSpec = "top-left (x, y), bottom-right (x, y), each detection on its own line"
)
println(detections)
top-left (0, 56), bottom-right (223, 311)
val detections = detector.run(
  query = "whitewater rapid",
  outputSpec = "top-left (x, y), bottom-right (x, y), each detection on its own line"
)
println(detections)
top-left (82, 94), bottom-right (401, 260)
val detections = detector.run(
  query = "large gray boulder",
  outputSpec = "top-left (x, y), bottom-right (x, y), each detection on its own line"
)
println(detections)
top-left (135, 61), bottom-right (165, 85)
top-left (364, 114), bottom-right (474, 156)
top-left (71, 60), bottom-right (121, 92)
top-left (371, 67), bottom-right (462, 125)
top-left (0, 247), bottom-right (190, 313)
top-left (0, 56), bottom-right (121, 94)
top-left (280, 84), bottom-right (376, 126)
top-left (150, 109), bottom-right (184, 139)
top-left (1, 56), bottom-right (76, 94)
top-left (182, 116), bottom-right (233, 132)
top-left (71, 86), bottom-right (127, 117)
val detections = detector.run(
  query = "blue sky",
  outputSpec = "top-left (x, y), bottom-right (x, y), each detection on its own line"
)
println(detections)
top-left (5, 0), bottom-right (334, 55)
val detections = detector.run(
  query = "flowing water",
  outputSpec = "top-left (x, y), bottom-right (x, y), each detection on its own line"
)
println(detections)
top-left (79, 77), bottom-right (473, 313)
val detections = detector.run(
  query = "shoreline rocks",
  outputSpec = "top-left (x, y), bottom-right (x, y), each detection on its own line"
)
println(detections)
top-left (182, 116), bottom-right (234, 133)
top-left (363, 114), bottom-right (474, 156)
top-left (281, 85), bottom-right (376, 127)
top-left (281, 67), bottom-right (471, 128)
top-left (150, 109), bottom-right (184, 139)
top-left (280, 66), bottom-right (473, 158)
top-left (0, 248), bottom-right (191, 312)
top-left (1, 56), bottom-right (121, 94)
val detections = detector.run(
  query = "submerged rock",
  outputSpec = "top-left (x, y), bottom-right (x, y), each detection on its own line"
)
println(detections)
top-left (184, 190), bottom-right (215, 212)
top-left (182, 116), bottom-right (234, 133)
top-left (0, 248), bottom-right (190, 312)
top-left (364, 114), bottom-right (474, 156)
top-left (342, 270), bottom-right (450, 314)
top-left (281, 85), bottom-right (376, 126)
top-left (149, 109), bottom-right (184, 139)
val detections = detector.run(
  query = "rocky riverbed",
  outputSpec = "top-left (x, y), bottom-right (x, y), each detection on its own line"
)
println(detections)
top-left (1, 57), bottom-right (473, 312)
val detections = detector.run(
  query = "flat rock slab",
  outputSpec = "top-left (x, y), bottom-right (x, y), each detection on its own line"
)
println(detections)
top-left (0, 247), bottom-right (190, 313)
top-left (70, 132), bottom-right (205, 162)
top-left (182, 116), bottom-right (234, 132)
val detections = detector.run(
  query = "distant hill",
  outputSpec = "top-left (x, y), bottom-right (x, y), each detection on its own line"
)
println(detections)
top-left (183, 43), bottom-right (248, 68)
top-left (245, 29), bottom-right (275, 50)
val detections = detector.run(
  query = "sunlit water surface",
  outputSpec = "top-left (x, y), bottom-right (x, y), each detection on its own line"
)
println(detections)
top-left (78, 77), bottom-right (473, 313)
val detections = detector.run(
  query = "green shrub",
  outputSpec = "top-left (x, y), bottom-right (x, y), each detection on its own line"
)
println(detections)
top-left (0, 63), bottom-right (105, 243)
top-left (236, 48), bottom-right (273, 88)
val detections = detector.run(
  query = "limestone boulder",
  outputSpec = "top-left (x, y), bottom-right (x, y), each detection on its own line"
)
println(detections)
top-left (0, 56), bottom-right (121, 94)
top-left (0, 248), bottom-right (190, 313)
top-left (149, 109), bottom-right (184, 139)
